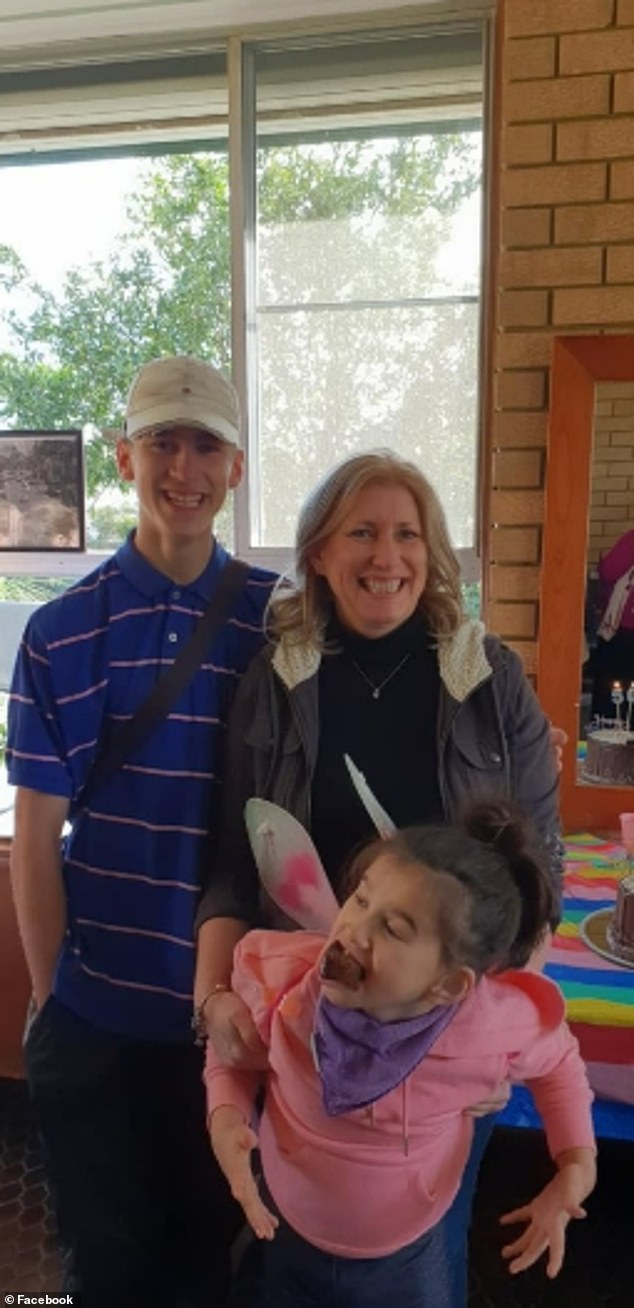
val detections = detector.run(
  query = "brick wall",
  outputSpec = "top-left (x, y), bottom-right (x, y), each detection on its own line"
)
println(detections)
top-left (489, 0), bottom-right (634, 676)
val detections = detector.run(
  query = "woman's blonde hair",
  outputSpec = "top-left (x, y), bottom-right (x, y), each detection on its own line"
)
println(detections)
top-left (267, 449), bottom-right (464, 646)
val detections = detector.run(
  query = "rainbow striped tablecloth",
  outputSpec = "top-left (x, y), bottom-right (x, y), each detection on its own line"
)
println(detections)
top-left (502, 834), bottom-right (634, 1139)
top-left (548, 833), bottom-right (633, 1098)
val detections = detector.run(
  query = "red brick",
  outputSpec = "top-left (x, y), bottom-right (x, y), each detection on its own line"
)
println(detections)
top-left (504, 123), bottom-right (553, 166)
top-left (502, 208), bottom-right (552, 247)
top-left (506, 0), bottom-right (614, 37)
top-left (500, 246), bottom-right (602, 287)
top-left (504, 75), bottom-right (609, 123)
top-left (489, 525), bottom-right (541, 563)
top-left (614, 72), bottom-right (634, 112)
top-left (610, 162), bottom-right (634, 199)
top-left (490, 488), bottom-right (546, 523)
top-left (506, 36), bottom-right (556, 81)
top-left (489, 565), bottom-right (541, 600)
top-left (595, 412), bottom-right (634, 430)
top-left (497, 332), bottom-right (552, 368)
top-left (499, 289), bottom-right (550, 327)
top-left (618, 0), bottom-right (634, 23)
top-left (555, 201), bottom-right (634, 244)
top-left (496, 372), bottom-right (546, 410)
top-left (487, 600), bottom-right (537, 639)
top-left (558, 116), bottom-right (634, 161)
top-left (606, 247), bottom-right (634, 282)
top-left (501, 162), bottom-right (606, 207)
top-left (493, 450), bottom-right (544, 488)
top-left (553, 285), bottom-right (634, 324)
top-left (560, 28), bottom-right (634, 74)
top-left (492, 411), bottom-right (548, 448)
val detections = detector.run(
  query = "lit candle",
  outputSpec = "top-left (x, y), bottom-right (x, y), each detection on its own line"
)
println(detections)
top-left (612, 680), bottom-right (624, 727)
top-left (626, 685), bottom-right (634, 734)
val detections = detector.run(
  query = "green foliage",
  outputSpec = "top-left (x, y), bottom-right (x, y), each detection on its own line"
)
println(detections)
top-left (0, 243), bottom-right (27, 292)
top-left (86, 499), bottom-right (138, 549)
top-left (461, 581), bottom-right (482, 620)
top-left (0, 576), bottom-right (69, 602)
top-left (258, 136), bottom-right (478, 222)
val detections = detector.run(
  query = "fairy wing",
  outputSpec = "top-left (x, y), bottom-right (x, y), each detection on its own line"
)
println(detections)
top-left (244, 798), bottom-right (339, 933)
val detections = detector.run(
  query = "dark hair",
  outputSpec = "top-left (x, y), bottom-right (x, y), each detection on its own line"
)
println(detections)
top-left (347, 803), bottom-right (554, 974)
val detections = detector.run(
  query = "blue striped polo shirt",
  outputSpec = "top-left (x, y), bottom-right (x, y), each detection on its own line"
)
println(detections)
top-left (7, 534), bottom-right (276, 1042)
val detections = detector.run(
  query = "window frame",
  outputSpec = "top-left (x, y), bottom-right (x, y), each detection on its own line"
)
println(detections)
top-left (229, 29), bottom-right (489, 579)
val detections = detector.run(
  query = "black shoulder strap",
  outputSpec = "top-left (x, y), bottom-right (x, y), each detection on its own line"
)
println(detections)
top-left (77, 557), bottom-right (250, 812)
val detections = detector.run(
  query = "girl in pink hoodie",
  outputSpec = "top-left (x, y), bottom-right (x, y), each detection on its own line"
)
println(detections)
top-left (206, 807), bottom-right (596, 1308)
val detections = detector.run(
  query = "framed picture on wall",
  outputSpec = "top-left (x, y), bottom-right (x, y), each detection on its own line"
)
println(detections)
top-left (0, 429), bottom-right (85, 551)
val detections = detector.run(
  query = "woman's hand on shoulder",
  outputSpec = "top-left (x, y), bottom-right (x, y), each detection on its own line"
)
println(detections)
top-left (464, 1080), bottom-right (511, 1118)
top-left (525, 926), bottom-right (552, 973)
top-left (549, 724), bottom-right (568, 774)
top-left (206, 990), bottom-right (268, 1070)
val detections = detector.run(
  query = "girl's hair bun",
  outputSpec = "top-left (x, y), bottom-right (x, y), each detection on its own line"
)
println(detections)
top-left (463, 802), bottom-right (528, 861)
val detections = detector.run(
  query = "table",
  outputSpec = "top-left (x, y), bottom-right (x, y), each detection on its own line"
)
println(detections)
top-left (500, 833), bottom-right (634, 1140)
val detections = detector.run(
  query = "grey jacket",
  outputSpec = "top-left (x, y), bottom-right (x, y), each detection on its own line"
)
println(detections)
top-left (198, 618), bottom-right (562, 927)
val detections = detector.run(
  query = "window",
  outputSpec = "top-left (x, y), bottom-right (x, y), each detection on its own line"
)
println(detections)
top-left (241, 31), bottom-right (483, 574)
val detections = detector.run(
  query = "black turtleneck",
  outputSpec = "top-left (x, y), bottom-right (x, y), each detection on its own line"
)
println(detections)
top-left (310, 610), bottom-right (443, 893)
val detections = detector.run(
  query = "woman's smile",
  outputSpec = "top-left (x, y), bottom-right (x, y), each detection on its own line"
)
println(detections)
top-left (311, 482), bottom-right (428, 638)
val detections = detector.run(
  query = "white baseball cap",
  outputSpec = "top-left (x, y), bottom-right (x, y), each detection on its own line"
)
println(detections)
top-left (124, 355), bottom-right (241, 447)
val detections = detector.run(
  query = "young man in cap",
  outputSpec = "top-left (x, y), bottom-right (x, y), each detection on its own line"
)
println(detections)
top-left (7, 356), bottom-right (276, 1308)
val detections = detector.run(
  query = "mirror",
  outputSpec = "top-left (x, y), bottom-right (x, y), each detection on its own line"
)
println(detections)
top-left (539, 334), bottom-right (634, 829)
top-left (583, 380), bottom-right (634, 782)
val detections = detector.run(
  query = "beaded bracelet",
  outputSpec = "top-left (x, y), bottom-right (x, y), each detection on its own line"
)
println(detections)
top-left (191, 983), bottom-right (229, 1046)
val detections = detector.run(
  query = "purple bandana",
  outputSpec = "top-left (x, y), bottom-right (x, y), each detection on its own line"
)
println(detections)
top-left (312, 996), bottom-right (458, 1117)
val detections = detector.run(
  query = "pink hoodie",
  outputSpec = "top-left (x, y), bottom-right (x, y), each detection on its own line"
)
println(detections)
top-left (205, 931), bottom-right (595, 1259)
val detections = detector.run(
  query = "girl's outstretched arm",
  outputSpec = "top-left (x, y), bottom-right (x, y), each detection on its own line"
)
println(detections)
top-left (209, 1105), bottom-right (279, 1241)
top-left (499, 1147), bottom-right (597, 1278)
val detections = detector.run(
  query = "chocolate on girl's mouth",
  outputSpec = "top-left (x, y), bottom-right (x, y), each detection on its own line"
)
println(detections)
top-left (320, 940), bottom-right (365, 989)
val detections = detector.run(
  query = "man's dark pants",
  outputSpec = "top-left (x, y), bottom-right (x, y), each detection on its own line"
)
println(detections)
top-left (25, 996), bottom-right (240, 1308)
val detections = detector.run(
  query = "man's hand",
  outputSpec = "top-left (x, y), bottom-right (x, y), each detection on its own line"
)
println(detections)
top-left (500, 1153), bottom-right (596, 1278)
top-left (10, 787), bottom-right (69, 1007)
top-left (206, 990), bottom-right (268, 1070)
top-left (210, 1106), bottom-right (278, 1241)
top-left (464, 1080), bottom-right (510, 1118)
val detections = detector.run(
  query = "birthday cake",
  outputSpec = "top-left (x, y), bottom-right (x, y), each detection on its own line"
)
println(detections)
top-left (607, 872), bottom-right (634, 963)
top-left (583, 728), bottom-right (634, 785)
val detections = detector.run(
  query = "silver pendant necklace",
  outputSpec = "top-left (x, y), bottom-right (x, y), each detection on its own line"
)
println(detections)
top-left (350, 652), bottom-right (411, 700)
